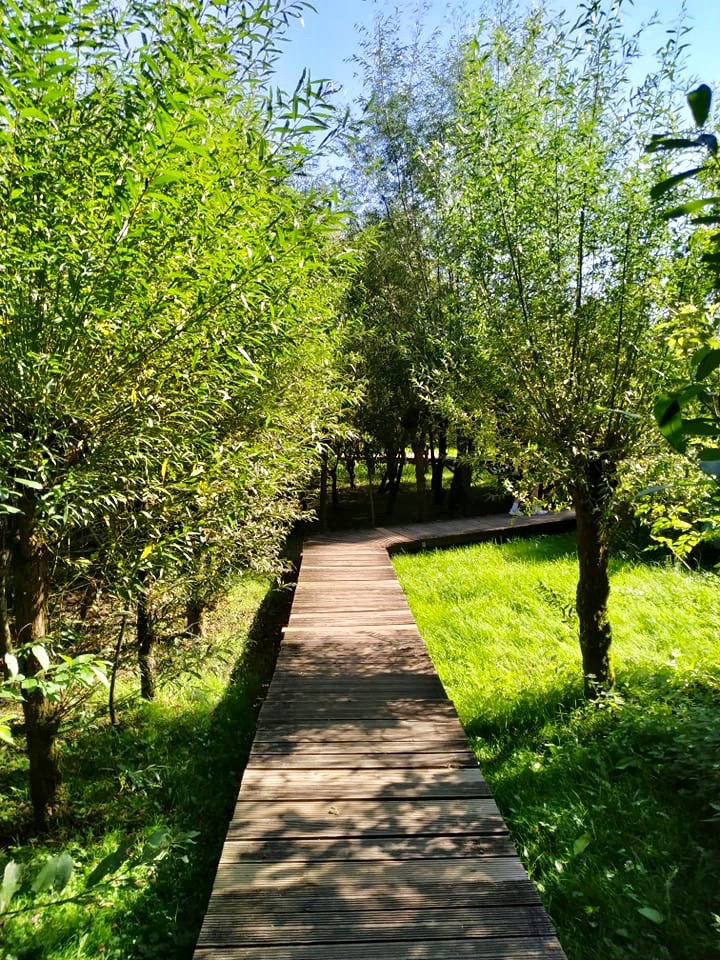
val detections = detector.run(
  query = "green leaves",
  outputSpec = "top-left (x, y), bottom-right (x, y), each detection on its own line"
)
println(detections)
top-left (0, 861), bottom-right (22, 912)
top-left (688, 84), bottom-right (713, 127)
top-left (648, 83), bottom-right (719, 267)
top-left (85, 843), bottom-right (131, 888)
top-left (32, 854), bottom-right (74, 894)
top-left (31, 644), bottom-right (50, 671)
top-left (650, 167), bottom-right (704, 201)
top-left (637, 905), bottom-right (665, 925)
top-left (0, 824), bottom-right (195, 919)
top-left (692, 346), bottom-right (720, 381)
top-left (655, 394), bottom-right (686, 453)
top-left (654, 317), bottom-right (720, 477)
top-left (572, 833), bottom-right (591, 856)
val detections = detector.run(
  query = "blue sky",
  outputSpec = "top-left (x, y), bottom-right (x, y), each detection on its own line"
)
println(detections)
top-left (273, 0), bottom-right (720, 105)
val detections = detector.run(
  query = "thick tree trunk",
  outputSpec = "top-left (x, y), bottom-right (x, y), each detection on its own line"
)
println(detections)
top-left (11, 499), bottom-right (65, 829)
top-left (137, 572), bottom-right (157, 701)
top-left (573, 482), bottom-right (615, 697)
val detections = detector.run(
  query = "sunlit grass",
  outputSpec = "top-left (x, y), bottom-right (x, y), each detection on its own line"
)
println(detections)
top-left (394, 533), bottom-right (720, 960)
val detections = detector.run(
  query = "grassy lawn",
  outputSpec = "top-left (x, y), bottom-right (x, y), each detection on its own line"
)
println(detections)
top-left (0, 573), bottom-right (289, 960)
top-left (393, 533), bottom-right (720, 960)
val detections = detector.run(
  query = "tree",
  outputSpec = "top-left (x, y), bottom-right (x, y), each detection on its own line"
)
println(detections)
top-left (342, 6), bottom-right (473, 518)
top-left (451, 1), bottom-right (684, 694)
top-left (0, 0), bottom-right (349, 827)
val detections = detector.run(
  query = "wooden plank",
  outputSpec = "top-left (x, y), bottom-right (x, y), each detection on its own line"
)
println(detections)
top-left (252, 718), bottom-right (470, 741)
top-left (202, 878), bottom-right (539, 912)
top-left (272, 655), bottom-right (437, 675)
top-left (229, 797), bottom-right (507, 838)
top-left (195, 938), bottom-right (566, 960)
top-left (295, 573), bottom-right (399, 582)
top-left (218, 834), bottom-right (516, 862)
top-left (285, 613), bottom-right (415, 622)
top-left (250, 738), bottom-right (471, 754)
top-left (198, 904), bottom-right (554, 946)
top-left (281, 625), bottom-right (420, 637)
top-left (258, 698), bottom-right (457, 714)
top-left (238, 767), bottom-right (493, 799)
top-left (250, 753), bottom-right (476, 770)
top-left (212, 855), bottom-right (529, 890)
top-left (264, 679), bottom-right (448, 698)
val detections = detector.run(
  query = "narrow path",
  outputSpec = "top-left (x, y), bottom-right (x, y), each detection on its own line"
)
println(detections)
top-left (194, 511), bottom-right (574, 960)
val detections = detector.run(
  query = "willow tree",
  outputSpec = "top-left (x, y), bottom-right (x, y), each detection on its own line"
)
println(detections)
top-left (0, 0), bottom-right (347, 827)
top-left (343, 6), bottom-right (472, 517)
top-left (452, 2), bottom-right (685, 693)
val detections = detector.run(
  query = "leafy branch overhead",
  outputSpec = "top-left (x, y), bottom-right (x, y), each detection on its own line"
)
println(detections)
top-left (649, 84), bottom-right (720, 478)
top-left (647, 84), bottom-right (720, 269)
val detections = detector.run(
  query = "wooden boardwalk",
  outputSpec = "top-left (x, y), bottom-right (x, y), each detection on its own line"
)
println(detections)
top-left (194, 512), bottom-right (574, 960)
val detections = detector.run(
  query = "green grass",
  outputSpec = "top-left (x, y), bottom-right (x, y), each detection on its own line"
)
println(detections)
top-left (393, 533), bottom-right (720, 960)
top-left (0, 572), bottom-right (290, 960)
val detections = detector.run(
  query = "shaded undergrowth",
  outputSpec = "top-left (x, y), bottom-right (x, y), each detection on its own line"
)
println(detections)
top-left (0, 563), bottom-right (296, 960)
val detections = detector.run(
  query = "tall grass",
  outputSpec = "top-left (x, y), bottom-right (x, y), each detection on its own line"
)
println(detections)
top-left (394, 534), bottom-right (720, 960)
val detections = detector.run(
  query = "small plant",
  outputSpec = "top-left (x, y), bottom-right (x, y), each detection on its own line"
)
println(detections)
top-left (0, 828), bottom-right (197, 917)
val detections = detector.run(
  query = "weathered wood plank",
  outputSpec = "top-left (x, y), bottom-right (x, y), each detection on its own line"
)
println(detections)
top-left (228, 797), bottom-right (507, 838)
top-left (212, 855), bottom-right (529, 890)
top-left (218, 834), bottom-right (517, 862)
top-left (195, 938), bottom-right (566, 960)
top-left (251, 753), bottom-right (476, 769)
top-left (230, 796), bottom-right (503, 819)
top-left (238, 767), bottom-right (493, 799)
top-left (250, 738), bottom-right (471, 754)
top-left (198, 904), bottom-right (554, 946)
top-left (252, 721), bottom-right (466, 743)
top-left (202, 878), bottom-right (540, 912)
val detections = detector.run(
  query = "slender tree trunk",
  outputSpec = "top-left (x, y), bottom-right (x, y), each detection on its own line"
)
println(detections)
top-left (411, 433), bottom-right (428, 521)
top-left (109, 614), bottom-right (127, 727)
top-left (573, 479), bottom-right (615, 697)
top-left (11, 498), bottom-right (65, 829)
top-left (318, 449), bottom-right (329, 531)
top-left (137, 571), bottom-right (157, 701)
top-left (344, 449), bottom-right (356, 489)
top-left (385, 448), bottom-right (406, 517)
top-left (330, 455), bottom-right (340, 510)
top-left (379, 446), bottom-right (397, 496)
top-left (431, 425), bottom-right (448, 506)
top-left (186, 596), bottom-right (207, 638)
top-left (78, 578), bottom-right (97, 623)
top-left (448, 437), bottom-right (473, 517)
top-left (0, 522), bottom-right (12, 679)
